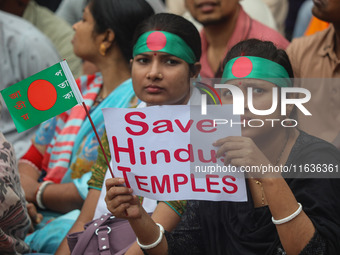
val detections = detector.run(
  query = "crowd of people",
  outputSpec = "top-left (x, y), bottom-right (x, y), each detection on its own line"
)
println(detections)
top-left (0, 0), bottom-right (340, 254)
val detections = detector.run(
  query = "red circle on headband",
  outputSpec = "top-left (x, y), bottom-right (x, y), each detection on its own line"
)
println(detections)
top-left (27, 79), bottom-right (57, 111)
top-left (231, 57), bottom-right (253, 78)
top-left (147, 32), bottom-right (167, 51)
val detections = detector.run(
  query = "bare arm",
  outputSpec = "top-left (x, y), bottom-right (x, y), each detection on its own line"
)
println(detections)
top-left (55, 188), bottom-right (101, 255)
top-left (125, 202), bottom-right (181, 255)
top-left (19, 149), bottom-right (84, 213)
top-left (42, 182), bottom-right (84, 213)
top-left (215, 135), bottom-right (315, 255)
top-left (18, 141), bottom-right (47, 202)
top-left (18, 161), bottom-right (41, 202)
top-left (262, 177), bottom-right (315, 255)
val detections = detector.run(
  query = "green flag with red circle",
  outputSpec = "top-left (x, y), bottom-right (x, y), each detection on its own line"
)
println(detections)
top-left (0, 60), bottom-right (83, 133)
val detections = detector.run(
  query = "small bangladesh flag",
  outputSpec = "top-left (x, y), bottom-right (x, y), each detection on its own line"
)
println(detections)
top-left (0, 60), bottom-right (83, 133)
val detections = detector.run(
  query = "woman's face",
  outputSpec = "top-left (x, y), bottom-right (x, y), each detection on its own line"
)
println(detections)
top-left (131, 52), bottom-right (193, 106)
top-left (221, 79), bottom-right (286, 139)
top-left (72, 5), bottom-right (102, 62)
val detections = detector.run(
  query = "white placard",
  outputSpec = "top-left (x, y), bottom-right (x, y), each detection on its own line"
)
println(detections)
top-left (102, 105), bottom-right (247, 202)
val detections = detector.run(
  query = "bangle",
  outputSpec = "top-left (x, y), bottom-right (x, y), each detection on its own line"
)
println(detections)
top-left (136, 223), bottom-right (164, 250)
top-left (272, 203), bottom-right (302, 225)
top-left (36, 181), bottom-right (53, 209)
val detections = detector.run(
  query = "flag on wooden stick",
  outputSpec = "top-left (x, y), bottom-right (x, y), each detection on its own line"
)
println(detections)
top-left (0, 60), bottom-right (83, 133)
top-left (1, 60), bottom-right (115, 179)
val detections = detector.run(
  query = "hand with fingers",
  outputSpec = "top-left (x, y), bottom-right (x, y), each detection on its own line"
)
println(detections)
top-left (105, 178), bottom-right (143, 219)
top-left (214, 136), bottom-right (270, 167)
top-left (26, 202), bottom-right (43, 233)
top-left (213, 136), bottom-right (274, 179)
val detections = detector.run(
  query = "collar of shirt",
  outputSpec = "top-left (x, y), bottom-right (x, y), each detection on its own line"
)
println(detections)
top-left (317, 24), bottom-right (339, 63)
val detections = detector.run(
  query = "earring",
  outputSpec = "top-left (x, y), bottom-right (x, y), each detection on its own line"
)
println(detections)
top-left (99, 43), bottom-right (107, 56)
top-left (157, 73), bottom-right (163, 79)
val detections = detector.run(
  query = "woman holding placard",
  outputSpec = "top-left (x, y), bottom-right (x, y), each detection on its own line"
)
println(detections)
top-left (106, 39), bottom-right (340, 255)
top-left (61, 13), bottom-right (203, 255)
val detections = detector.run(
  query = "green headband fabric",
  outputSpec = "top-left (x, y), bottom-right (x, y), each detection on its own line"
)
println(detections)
top-left (133, 31), bottom-right (196, 64)
top-left (222, 56), bottom-right (292, 87)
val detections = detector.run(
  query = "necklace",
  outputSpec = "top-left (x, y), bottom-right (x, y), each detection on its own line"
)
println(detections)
top-left (255, 180), bottom-right (265, 205)
top-left (255, 131), bottom-right (290, 205)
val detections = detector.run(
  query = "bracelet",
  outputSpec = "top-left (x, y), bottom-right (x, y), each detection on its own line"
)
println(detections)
top-left (136, 223), bottom-right (164, 250)
top-left (36, 181), bottom-right (53, 209)
top-left (272, 203), bottom-right (302, 225)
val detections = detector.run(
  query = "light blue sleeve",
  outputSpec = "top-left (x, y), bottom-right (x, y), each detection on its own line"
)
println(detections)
top-left (72, 171), bottom-right (92, 199)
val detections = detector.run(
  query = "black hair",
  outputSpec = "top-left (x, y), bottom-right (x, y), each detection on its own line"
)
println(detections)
top-left (132, 13), bottom-right (202, 63)
top-left (88, 0), bottom-right (154, 63)
top-left (220, 39), bottom-right (294, 78)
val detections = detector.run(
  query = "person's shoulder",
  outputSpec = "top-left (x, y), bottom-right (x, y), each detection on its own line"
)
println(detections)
top-left (292, 130), bottom-right (340, 162)
top-left (0, 10), bottom-right (36, 36)
top-left (287, 26), bottom-right (332, 54)
top-left (24, 1), bottom-right (74, 36)
top-left (297, 131), bottom-right (338, 150)
top-left (0, 11), bottom-right (59, 60)
top-left (0, 11), bottom-right (58, 52)
top-left (248, 17), bottom-right (289, 49)
top-left (77, 72), bottom-right (103, 93)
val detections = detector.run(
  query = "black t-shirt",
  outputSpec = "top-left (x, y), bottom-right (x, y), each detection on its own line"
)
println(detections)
top-left (165, 131), bottom-right (340, 255)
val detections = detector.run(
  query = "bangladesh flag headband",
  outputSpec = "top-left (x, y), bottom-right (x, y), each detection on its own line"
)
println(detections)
top-left (133, 31), bottom-right (196, 64)
top-left (222, 56), bottom-right (292, 87)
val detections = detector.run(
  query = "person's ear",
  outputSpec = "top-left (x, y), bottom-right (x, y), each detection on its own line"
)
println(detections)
top-left (100, 29), bottom-right (115, 54)
top-left (105, 29), bottom-right (115, 44)
top-left (190, 62), bottom-right (201, 78)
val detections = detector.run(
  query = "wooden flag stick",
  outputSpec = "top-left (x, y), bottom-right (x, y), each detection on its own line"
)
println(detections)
top-left (82, 102), bottom-right (115, 178)
top-left (82, 102), bottom-right (128, 216)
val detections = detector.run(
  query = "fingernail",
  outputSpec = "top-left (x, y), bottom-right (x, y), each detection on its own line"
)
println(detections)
top-left (118, 178), bottom-right (125, 184)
